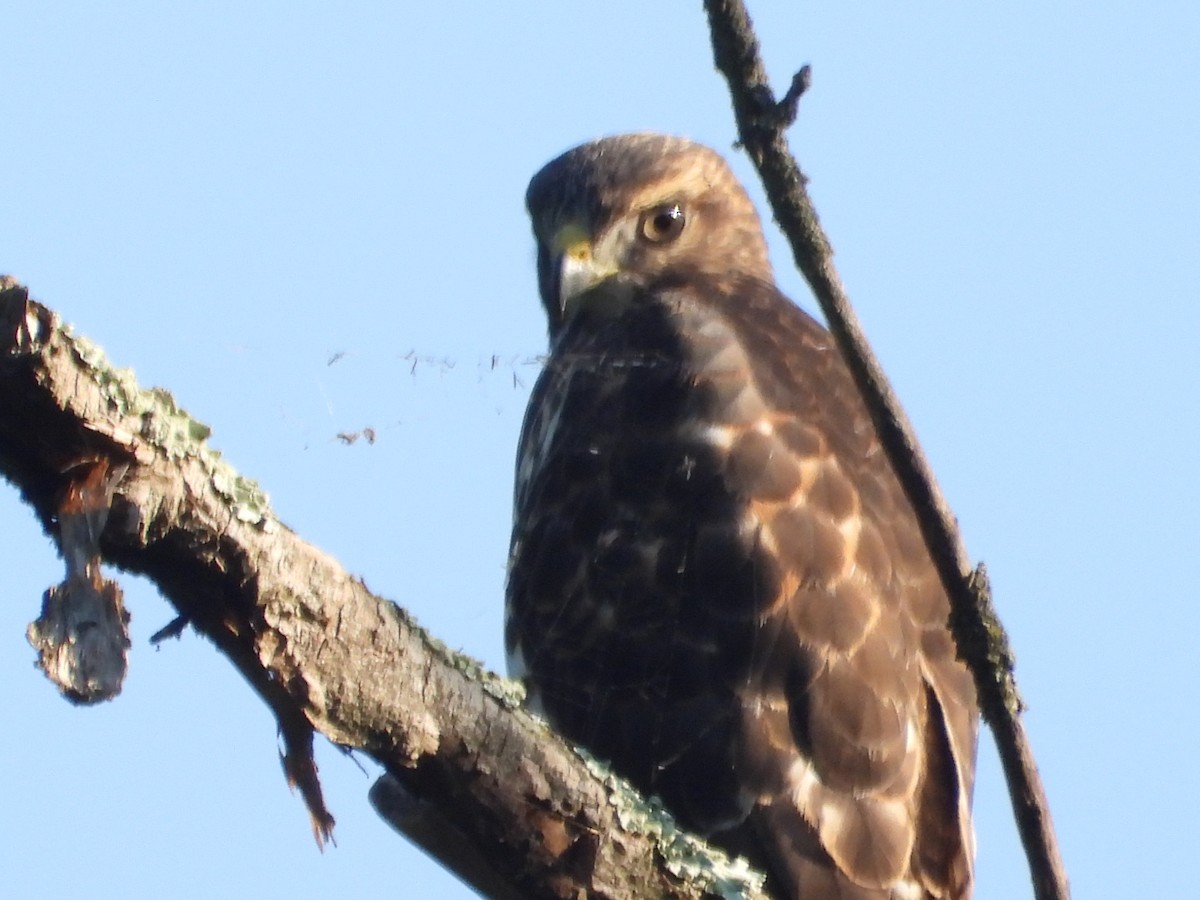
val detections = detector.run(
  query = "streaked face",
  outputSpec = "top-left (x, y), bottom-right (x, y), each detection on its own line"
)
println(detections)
top-left (526, 134), bottom-right (771, 333)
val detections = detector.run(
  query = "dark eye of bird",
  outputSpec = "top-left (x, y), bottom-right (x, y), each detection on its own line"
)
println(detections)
top-left (639, 203), bottom-right (686, 244)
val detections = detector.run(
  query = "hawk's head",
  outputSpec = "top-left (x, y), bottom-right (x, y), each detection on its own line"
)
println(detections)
top-left (526, 133), bottom-right (772, 334)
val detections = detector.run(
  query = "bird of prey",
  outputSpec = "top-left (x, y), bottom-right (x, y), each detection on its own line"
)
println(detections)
top-left (506, 133), bottom-right (978, 899)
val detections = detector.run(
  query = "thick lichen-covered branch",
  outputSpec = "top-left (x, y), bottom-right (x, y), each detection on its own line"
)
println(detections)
top-left (702, 3), bottom-right (1069, 899)
top-left (0, 278), bottom-right (768, 900)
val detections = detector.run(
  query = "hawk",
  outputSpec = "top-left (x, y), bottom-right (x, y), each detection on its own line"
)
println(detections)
top-left (506, 133), bottom-right (978, 899)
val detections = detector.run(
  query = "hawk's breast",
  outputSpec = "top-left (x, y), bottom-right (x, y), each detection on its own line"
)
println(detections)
top-left (516, 131), bottom-right (977, 899)
top-left (506, 283), bottom-right (976, 896)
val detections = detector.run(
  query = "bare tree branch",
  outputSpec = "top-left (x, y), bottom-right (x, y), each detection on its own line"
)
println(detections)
top-left (701, 3), bottom-right (1070, 899)
top-left (0, 277), bottom-right (769, 900)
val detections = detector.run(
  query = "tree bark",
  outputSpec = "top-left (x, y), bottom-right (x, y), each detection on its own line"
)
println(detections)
top-left (0, 277), bottom-right (769, 900)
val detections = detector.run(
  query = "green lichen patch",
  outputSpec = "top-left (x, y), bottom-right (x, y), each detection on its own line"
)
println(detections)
top-left (577, 748), bottom-right (767, 899)
top-left (67, 328), bottom-right (274, 528)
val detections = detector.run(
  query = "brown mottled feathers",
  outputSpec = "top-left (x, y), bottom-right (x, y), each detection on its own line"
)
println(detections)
top-left (506, 134), bottom-right (978, 899)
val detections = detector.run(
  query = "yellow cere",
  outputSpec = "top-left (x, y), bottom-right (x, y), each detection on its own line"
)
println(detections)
top-left (552, 222), bottom-right (594, 261)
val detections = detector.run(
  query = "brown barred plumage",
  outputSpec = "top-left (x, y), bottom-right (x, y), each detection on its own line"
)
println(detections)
top-left (506, 134), bottom-right (978, 899)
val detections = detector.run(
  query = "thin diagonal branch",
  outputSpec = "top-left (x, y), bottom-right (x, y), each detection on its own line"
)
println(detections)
top-left (702, 3), bottom-right (1070, 899)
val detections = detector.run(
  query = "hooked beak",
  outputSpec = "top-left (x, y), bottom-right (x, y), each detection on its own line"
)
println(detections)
top-left (551, 224), bottom-right (619, 315)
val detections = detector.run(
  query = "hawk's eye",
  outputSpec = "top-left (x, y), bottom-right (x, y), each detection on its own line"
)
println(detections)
top-left (639, 203), bottom-right (686, 244)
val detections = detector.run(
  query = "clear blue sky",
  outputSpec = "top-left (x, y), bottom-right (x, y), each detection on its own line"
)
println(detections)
top-left (3, 3), bottom-right (1197, 897)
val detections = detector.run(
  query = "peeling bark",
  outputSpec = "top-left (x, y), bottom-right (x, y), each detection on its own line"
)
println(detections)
top-left (0, 277), bottom-right (769, 900)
